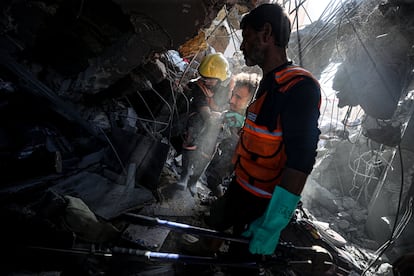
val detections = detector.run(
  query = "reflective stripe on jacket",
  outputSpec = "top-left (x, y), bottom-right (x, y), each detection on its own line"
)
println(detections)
top-left (232, 65), bottom-right (320, 198)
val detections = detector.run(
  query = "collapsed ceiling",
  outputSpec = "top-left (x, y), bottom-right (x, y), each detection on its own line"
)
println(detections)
top-left (0, 0), bottom-right (241, 186)
top-left (1, 0), bottom-right (414, 274)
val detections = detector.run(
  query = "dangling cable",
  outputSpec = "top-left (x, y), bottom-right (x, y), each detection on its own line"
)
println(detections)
top-left (361, 145), bottom-right (407, 275)
top-left (294, 0), bottom-right (303, 66)
top-left (224, 5), bottom-right (240, 56)
top-left (98, 127), bottom-right (127, 176)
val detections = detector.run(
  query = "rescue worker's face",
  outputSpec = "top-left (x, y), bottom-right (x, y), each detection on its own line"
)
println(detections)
top-left (200, 77), bottom-right (219, 89)
top-left (229, 85), bottom-right (252, 113)
top-left (240, 26), bottom-right (265, 67)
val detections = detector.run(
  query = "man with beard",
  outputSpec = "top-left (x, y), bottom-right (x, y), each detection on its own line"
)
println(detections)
top-left (205, 3), bottom-right (321, 261)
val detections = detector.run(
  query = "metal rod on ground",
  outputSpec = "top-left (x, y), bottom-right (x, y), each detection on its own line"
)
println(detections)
top-left (27, 245), bottom-right (279, 268)
top-left (120, 212), bottom-right (250, 244)
top-left (26, 243), bottom-right (334, 272)
top-left (112, 246), bottom-right (261, 268)
top-left (119, 213), bottom-right (337, 273)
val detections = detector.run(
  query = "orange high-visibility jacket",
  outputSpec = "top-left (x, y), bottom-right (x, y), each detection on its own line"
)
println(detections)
top-left (232, 65), bottom-right (320, 198)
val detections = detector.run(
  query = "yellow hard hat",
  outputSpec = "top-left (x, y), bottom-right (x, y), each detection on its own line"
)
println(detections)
top-left (198, 53), bottom-right (230, 82)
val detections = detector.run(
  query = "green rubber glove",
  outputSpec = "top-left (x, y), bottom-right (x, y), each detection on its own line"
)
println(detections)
top-left (242, 186), bottom-right (300, 255)
top-left (224, 111), bottom-right (245, 128)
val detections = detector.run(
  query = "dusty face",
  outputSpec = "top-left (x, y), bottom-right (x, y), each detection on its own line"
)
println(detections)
top-left (229, 85), bottom-right (252, 113)
top-left (200, 77), bottom-right (219, 89)
top-left (240, 26), bottom-right (265, 67)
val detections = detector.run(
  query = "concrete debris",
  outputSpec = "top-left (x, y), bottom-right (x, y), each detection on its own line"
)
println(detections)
top-left (51, 171), bottom-right (155, 220)
top-left (178, 31), bottom-right (208, 59)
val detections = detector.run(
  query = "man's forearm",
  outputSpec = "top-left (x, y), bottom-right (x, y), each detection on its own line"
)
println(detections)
top-left (278, 167), bottom-right (308, 195)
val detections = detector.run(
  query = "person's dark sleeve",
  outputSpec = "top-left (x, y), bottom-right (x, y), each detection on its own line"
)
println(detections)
top-left (191, 87), bottom-right (209, 112)
top-left (282, 78), bottom-right (321, 174)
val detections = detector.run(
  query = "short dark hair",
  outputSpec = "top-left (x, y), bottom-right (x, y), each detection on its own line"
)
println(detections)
top-left (240, 3), bottom-right (291, 48)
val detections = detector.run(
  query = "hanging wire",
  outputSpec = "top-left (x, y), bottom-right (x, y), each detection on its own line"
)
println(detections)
top-left (334, 6), bottom-right (348, 62)
top-left (166, 67), bottom-right (189, 140)
top-left (135, 89), bottom-right (157, 133)
top-left (295, 0), bottom-right (365, 147)
top-left (275, 3), bottom-right (414, 273)
top-left (161, 50), bottom-right (192, 142)
top-left (152, 92), bottom-right (173, 132)
top-left (294, 0), bottom-right (303, 66)
top-left (289, 0), bottom-right (343, 59)
top-left (134, 85), bottom-right (175, 135)
top-left (76, 0), bottom-right (85, 20)
top-left (288, 0), bottom-right (307, 15)
top-left (348, 148), bottom-right (383, 185)
top-left (299, 3), bottom-right (314, 25)
top-left (124, 96), bottom-right (158, 141)
top-left (98, 127), bottom-right (127, 176)
top-left (224, 5), bottom-right (241, 55)
top-left (177, 11), bottom-right (230, 87)
top-left (362, 145), bottom-right (412, 275)
top-left (355, 57), bottom-right (414, 273)
top-left (285, 0), bottom-right (312, 24)
top-left (288, 0), bottom-right (366, 63)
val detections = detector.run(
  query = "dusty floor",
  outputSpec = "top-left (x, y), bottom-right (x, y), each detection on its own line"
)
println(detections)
top-left (0, 150), bottom-right (395, 275)
top-left (128, 155), bottom-right (401, 276)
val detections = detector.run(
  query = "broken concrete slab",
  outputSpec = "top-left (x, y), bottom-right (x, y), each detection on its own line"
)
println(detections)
top-left (50, 171), bottom-right (154, 220)
top-left (124, 224), bottom-right (171, 252)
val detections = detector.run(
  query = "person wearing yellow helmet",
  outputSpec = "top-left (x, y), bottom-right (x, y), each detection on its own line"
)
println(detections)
top-left (198, 53), bottom-right (231, 82)
top-left (178, 52), bottom-right (232, 196)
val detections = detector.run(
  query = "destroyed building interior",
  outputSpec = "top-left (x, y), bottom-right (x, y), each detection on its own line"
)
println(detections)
top-left (1, 0), bottom-right (414, 275)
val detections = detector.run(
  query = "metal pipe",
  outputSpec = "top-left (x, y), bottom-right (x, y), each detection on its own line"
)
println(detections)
top-left (120, 212), bottom-right (249, 244)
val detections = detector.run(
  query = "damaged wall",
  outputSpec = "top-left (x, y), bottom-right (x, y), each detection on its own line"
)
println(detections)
top-left (0, 1), bottom-right (256, 273)
top-left (0, 0), bottom-right (242, 187)
top-left (288, 0), bottom-right (414, 263)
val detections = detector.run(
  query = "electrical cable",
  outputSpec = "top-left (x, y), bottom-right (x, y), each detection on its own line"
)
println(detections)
top-left (135, 89), bottom-right (157, 133)
top-left (299, 3), bottom-right (314, 25)
top-left (161, 50), bottom-right (192, 143)
top-left (291, 4), bottom-right (342, 56)
top-left (294, 0), bottom-right (303, 66)
top-left (161, 71), bottom-right (179, 140)
top-left (288, 0), bottom-right (307, 15)
top-left (224, 5), bottom-right (241, 55)
top-left (98, 127), bottom-right (127, 176)
top-left (290, 0), bottom-right (366, 62)
top-left (361, 145), bottom-right (410, 275)
top-left (76, 0), bottom-right (85, 20)
top-left (148, 85), bottom-right (174, 133)
top-left (177, 3), bottom-right (236, 87)
top-left (165, 71), bottom-right (181, 139)
top-left (290, 14), bottom-right (341, 63)
top-left (280, 1), bottom-right (414, 272)
top-left (124, 96), bottom-right (158, 141)
top-left (300, 3), bottom-right (344, 129)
